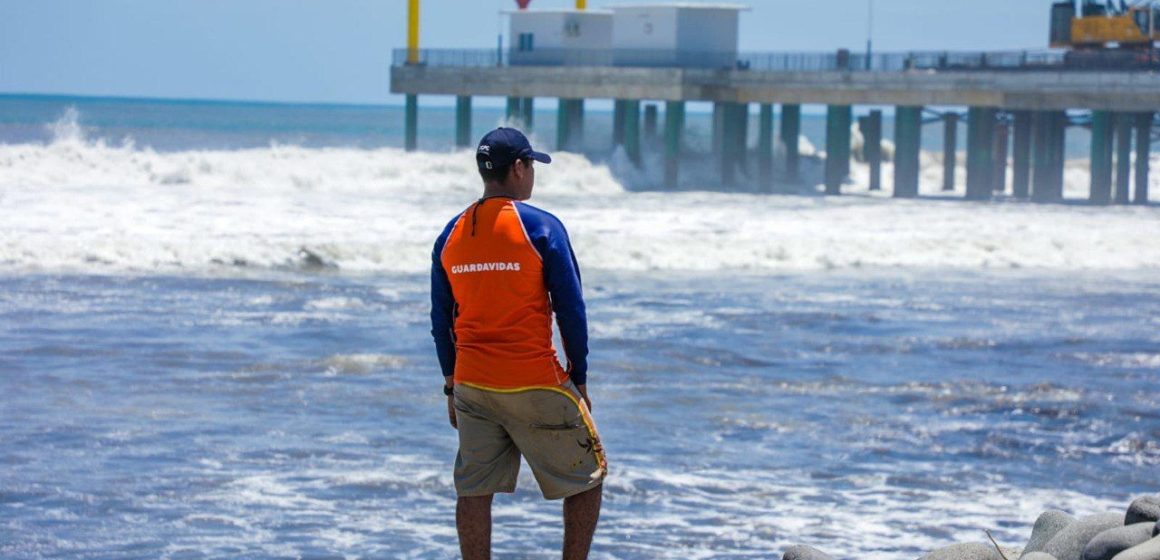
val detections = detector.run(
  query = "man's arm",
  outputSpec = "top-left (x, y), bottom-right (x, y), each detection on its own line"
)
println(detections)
top-left (430, 226), bottom-right (458, 427)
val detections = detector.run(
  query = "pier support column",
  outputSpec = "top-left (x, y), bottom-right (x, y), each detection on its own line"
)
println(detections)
top-left (612, 100), bottom-right (626, 147)
top-left (405, 94), bottom-right (418, 152)
top-left (556, 99), bottom-right (584, 152)
top-left (894, 106), bottom-right (922, 198)
top-left (1134, 112), bottom-right (1152, 204)
top-left (965, 107), bottom-right (996, 200)
top-left (943, 113), bottom-right (959, 192)
top-left (992, 119), bottom-right (1010, 193)
top-left (624, 100), bottom-right (642, 166)
top-left (664, 101), bottom-right (685, 189)
top-left (520, 97), bottom-right (535, 132)
top-left (644, 104), bottom-right (659, 147)
top-left (506, 97), bottom-right (520, 125)
top-left (759, 103), bottom-right (775, 191)
top-left (455, 96), bottom-right (472, 148)
top-left (861, 110), bottom-right (883, 191)
top-left (1012, 111), bottom-right (1032, 198)
top-left (1032, 111), bottom-right (1066, 202)
top-left (721, 102), bottom-right (748, 187)
top-left (781, 104), bottom-right (801, 186)
top-left (1114, 113), bottom-right (1133, 204)
top-left (1089, 110), bottom-right (1114, 204)
top-left (824, 104), bottom-right (852, 195)
top-left (712, 102), bottom-right (725, 156)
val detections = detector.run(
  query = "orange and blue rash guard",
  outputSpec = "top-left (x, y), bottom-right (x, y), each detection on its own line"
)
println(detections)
top-left (430, 197), bottom-right (588, 389)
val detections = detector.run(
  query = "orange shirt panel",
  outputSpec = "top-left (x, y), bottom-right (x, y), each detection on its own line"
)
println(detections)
top-left (440, 199), bottom-right (567, 389)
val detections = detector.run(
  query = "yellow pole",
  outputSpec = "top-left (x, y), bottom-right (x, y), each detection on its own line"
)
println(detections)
top-left (407, 0), bottom-right (420, 65)
top-left (576, 0), bottom-right (586, 9)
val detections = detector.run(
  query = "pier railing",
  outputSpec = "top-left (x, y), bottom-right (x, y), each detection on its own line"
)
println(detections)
top-left (392, 48), bottom-right (1160, 72)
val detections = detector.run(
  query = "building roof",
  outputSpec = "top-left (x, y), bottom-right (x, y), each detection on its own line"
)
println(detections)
top-left (503, 9), bottom-right (614, 15)
top-left (603, 3), bottom-right (750, 10)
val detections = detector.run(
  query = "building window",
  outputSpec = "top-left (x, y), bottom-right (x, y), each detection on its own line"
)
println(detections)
top-left (518, 33), bottom-right (535, 51)
top-left (565, 20), bottom-right (581, 38)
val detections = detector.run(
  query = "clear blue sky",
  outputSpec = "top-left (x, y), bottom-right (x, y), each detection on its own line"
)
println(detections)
top-left (0, 0), bottom-right (1050, 105)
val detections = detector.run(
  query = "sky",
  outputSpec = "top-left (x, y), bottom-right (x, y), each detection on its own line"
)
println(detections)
top-left (0, 0), bottom-right (1053, 105)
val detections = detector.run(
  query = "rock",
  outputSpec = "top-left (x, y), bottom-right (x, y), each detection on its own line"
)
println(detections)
top-left (1042, 513), bottom-right (1125, 560)
top-left (1083, 523), bottom-right (1156, 560)
top-left (1154, 521), bottom-right (1159, 537)
top-left (1023, 554), bottom-right (1059, 560)
top-left (1125, 496), bottom-right (1160, 525)
top-left (918, 542), bottom-right (1008, 560)
top-left (1109, 535), bottom-right (1160, 560)
top-left (782, 544), bottom-right (834, 560)
top-left (1024, 511), bottom-right (1079, 557)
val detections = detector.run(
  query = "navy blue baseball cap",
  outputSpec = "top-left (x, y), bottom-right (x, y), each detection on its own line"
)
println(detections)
top-left (476, 127), bottom-right (551, 171)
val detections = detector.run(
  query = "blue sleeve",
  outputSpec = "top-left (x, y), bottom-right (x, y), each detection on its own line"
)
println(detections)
top-left (430, 217), bottom-right (459, 379)
top-left (516, 203), bottom-right (589, 385)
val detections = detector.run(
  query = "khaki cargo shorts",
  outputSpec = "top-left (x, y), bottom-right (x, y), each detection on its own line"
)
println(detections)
top-left (453, 380), bottom-right (607, 500)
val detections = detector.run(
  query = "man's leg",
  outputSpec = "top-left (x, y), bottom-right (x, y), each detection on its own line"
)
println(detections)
top-left (562, 484), bottom-right (603, 560)
top-left (457, 494), bottom-right (494, 560)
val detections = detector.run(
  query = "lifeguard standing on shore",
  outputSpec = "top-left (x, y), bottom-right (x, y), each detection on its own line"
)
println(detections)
top-left (430, 127), bottom-right (606, 560)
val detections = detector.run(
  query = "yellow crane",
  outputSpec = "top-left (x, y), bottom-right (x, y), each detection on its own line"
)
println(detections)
top-left (1051, 0), bottom-right (1160, 49)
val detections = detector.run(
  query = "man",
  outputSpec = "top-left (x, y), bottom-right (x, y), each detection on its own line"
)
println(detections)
top-left (430, 127), bottom-right (606, 560)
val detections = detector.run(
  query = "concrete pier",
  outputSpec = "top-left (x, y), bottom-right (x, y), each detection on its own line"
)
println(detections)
top-left (721, 102), bottom-right (747, 186)
top-left (506, 97), bottom-right (520, 125)
top-left (405, 94), bottom-right (418, 152)
top-left (392, 61), bottom-right (1158, 202)
top-left (1089, 111), bottom-right (1114, 204)
top-left (557, 98), bottom-right (585, 152)
top-left (1114, 113), bottom-right (1133, 204)
top-left (894, 106), bottom-right (922, 198)
top-left (1012, 111), bottom-right (1032, 198)
top-left (612, 100), bottom-right (626, 147)
top-left (860, 110), bottom-right (883, 191)
top-left (992, 119), bottom-right (1009, 193)
top-left (664, 101), bottom-right (685, 188)
top-left (780, 104), bottom-right (801, 185)
top-left (758, 103), bottom-right (774, 191)
top-left (1031, 111), bottom-right (1066, 202)
top-left (643, 104), bottom-right (658, 146)
top-left (965, 107), bottom-right (996, 200)
top-left (825, 104), bottom-right (852, 195)
top-left (1135, 112), bottom-right (1152, 204)
top-left (623, 100), bottom-right (642, 165)
top-left (943, 113), bottom-right (959, 192)
top-left (455, 96), bottom-right (472, 148)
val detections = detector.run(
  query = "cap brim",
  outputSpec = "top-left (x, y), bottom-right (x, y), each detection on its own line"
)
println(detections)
top-left (529, 151), bottom-right (552, 164)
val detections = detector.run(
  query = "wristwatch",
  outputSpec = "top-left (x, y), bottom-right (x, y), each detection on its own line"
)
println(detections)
top-left (443, 385), bottom-right (454, 396)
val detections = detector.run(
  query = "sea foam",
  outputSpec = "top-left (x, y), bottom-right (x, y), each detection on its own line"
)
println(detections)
top-left (0, 110), bottom-right (1157, 274)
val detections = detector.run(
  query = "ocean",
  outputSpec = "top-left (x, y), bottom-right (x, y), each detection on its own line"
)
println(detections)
top-left (1, 94), bottom-right (1158, 559)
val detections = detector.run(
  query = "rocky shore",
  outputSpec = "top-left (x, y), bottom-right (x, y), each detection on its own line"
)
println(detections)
top-left (783, 495), bottom-right (1160, 560)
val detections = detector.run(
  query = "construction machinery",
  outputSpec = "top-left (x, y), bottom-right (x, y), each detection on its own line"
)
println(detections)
top-left (1051, 0), bottom-right (1160, 49)
top-left (1050, 1), bottom-right (1160, 68)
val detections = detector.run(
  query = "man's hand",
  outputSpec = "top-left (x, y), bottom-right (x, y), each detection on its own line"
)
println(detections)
top-left (576, 383), bottom-right (592, 412)
top-left (445, 378), bottom-right (457, 429)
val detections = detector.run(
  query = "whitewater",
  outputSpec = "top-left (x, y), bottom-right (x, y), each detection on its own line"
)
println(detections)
top-left (1, 108), bottom-right (1157, 275)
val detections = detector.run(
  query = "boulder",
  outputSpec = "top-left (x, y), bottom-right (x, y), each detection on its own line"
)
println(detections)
top-left (1042, 513), bottom-right (1124, 560)
top-left (1083, 523), bottom-right (1155, 560)
top-left (918, 542), bottom-right (1008, 560)
top-left (782, 544), bottom-right (834, 560)
top-left (1125, 496), bottom-right (1160, 526)
top-left (1023, 511), bottom-right (1078, 557)
top-left (1109, 535), bottom-right (1160, 560)
top-left (1022, 554), bottom-right (1058, 560)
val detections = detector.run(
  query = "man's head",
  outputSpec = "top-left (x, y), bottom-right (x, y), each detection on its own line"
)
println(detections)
top-left (476, 127), bottom-right (551, 200)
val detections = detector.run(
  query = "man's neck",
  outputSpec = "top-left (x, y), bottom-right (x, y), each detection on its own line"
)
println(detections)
top-left (481, 183), bottom-right (520, 200)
